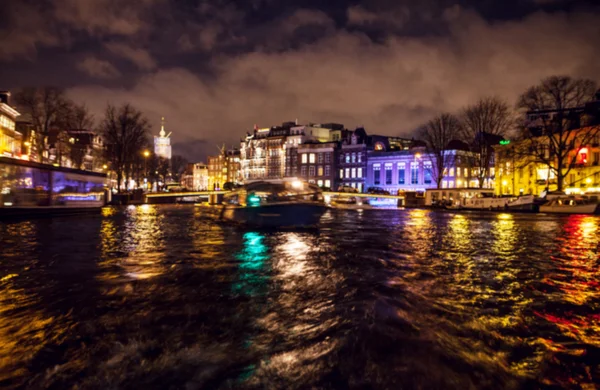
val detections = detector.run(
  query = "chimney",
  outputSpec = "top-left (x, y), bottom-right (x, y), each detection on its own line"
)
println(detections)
top-left (0, 91), bottom-right (10, 105)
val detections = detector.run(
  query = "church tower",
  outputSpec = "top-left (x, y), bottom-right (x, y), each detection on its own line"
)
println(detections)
top-left (154, 117), bottom-right (172, 159)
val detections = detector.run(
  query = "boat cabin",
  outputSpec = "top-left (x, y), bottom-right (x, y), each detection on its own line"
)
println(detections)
top-left (425, 188), bottom-right (514, 209)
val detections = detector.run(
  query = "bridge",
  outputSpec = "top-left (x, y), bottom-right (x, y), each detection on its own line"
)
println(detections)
top-left (145, 190), bottom-right (405, 204)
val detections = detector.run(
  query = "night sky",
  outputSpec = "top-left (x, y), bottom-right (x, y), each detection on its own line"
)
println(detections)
top-left (1, 0), bottom-right (599, 161)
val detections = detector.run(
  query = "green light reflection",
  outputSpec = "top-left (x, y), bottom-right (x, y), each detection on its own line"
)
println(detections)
top-left (232, 232), bottom-right (270, 297)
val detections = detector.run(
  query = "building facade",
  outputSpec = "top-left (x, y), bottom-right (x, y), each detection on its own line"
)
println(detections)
top-left (338, 129), bottom-right (367, 192)
top-left (240, 127), bottom-right (269, 180)
top-left (225, 149), bottom-right (242, 184)
top-left (0, 91), bottom-right (22, 159)
top-left (365, 147), bottom-right (482, 194)
top-left (366, 150), bottom-right (436, 193)
top-left (495, 126), bottom-right (600, 196)
top-left (189, 163), bottom-right (209, 190)
top-left (297, 142), bottom-right (337, 189)
top-left (154, 117), bottom-right (172, 159)
top-left (15, 121), bottom-right (37, 162)
top-left (241, 121), bottom-right (337, 182)
top-left (208, 154), bottom-right (226, 190)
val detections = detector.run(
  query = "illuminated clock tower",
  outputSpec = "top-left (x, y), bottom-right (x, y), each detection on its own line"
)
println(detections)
top-left (154, 117), bottom-right (172, 159)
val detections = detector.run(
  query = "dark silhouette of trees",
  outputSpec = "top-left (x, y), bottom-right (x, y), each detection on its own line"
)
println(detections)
top-left (419, 113), bottom-right (461, 188)
top-left (100, 104), bottom-right (151, 192)
top-left (460, 97), bottom-right (514, 188)
top-left (170, 155), bottom-right (188, 183)
top-left (14, 87), bottom-right (72, 163)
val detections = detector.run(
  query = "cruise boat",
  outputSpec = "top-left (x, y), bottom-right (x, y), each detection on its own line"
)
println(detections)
top-left (220, 180), bottom-right (328, 227)
top-left (506, 195), bottom-right (546, 212)
top-left (539, 196), bottom-right (600, 215)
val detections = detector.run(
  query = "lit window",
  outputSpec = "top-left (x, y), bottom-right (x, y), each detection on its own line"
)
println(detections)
top-left (373, 164), bottom-right (381, 185)
top-left (339, 169), bottom-right (344, 178)
top-left (456, 168), bottom-right (461, 177)
top-left (442, 181), bottom-right (448, 188)
top-left (309, 153), bottom-right (315, 163)
top-left (351, 168), bottom-right (356, 178)
top-left (318, 180), bottom-right (323, 187)
top-left (325, 180), bottom-right (331, 188)
top-left (424, 162), bottom-right (432, 185)
top-left (318, 166), bottom-right (323, 176)
top-left (357, 153), bottom-right (362, 163)
top-left (385, 163), bottom-right (392, 185)
top-left (345, 168), bottom-right (350, 178)
top-left (411, 162), bottom-right (418, 184)
top-left (345, 154), bottom-right (350, 163)
top-left (464, 168), bottom-right (468, 177)
top-left (301, 154), bottom-right (307, 163)
top-left (357, 167), bottom-right (362, 178)
top-left (449, 168), bottom-right (454, 177)
top-left (449, 181), bottom-right (454, 188)
top-left (352, 153), bottom-right (356, 163)
top-left (398, 163), bottom-right (405, 185)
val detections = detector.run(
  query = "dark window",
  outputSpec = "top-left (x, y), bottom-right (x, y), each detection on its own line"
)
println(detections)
top-left (374, 165), bottom-right (381, 185)
top-left (385, 165), bottom-right (392, 185)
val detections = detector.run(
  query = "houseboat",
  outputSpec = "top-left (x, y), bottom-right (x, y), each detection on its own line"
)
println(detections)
top-left (220, 180), bottom-right (328, 227)
top-left (425, 188), bottom-right (515, 210)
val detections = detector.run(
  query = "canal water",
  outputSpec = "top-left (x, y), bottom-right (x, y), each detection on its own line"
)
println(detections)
top-left (0, 205), bottom-right (599, 389)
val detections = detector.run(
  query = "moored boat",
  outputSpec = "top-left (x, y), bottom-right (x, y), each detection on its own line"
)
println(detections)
top-left (220, 180), bottom-right (328, 227)
top-left (506, 195), bottom-right (546, 212)
top-left (539, 196), bottom-right (600, 214)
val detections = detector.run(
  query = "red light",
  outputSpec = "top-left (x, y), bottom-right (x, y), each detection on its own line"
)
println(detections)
top-left (578, 147), bottom-right (588, 155)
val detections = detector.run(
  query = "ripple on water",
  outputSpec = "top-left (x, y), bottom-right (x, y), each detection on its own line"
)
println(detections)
top-left (0, 205), bottom-right (599, 389)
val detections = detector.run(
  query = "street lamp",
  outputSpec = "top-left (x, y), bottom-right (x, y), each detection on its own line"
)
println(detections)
top-left (143, 150), bottom-right (150, 190)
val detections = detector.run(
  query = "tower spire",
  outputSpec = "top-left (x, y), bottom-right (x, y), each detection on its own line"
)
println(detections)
top-left (160, 117), bottom-right (166, 137)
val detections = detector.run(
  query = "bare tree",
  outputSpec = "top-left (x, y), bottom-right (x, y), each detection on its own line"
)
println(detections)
top-left (64, 104), bottom-right (96, 169)
top-left (516, 76), bottom-right (599, 192)
top-left (65, 103), bottom-right (95, 130)
top-left (461, 97), bottom-right (514, 188)
top-left (419, 113), bottom-right (462, 188)
top-left (100, 104), bottom-right (151, 192)
top-left (14, 87), bottom-right (73, 163)
top-left (170, 155), bottom-right (188, 183)
top-left (156, 157), bottom-right (170, 190)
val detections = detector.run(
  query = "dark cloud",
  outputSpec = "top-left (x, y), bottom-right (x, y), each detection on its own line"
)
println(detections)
top-left (1, 0), bottom-right (599, 162)
top-left (77, 56), bottom-right (121, 79)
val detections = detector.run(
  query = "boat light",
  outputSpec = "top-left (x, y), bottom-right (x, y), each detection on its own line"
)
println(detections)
top-left (248, 194), bottom-right (261, 206)
top-left (291, 180), bottom-right (303, 190)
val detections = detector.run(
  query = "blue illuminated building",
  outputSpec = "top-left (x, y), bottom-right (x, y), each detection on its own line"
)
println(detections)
top-left (365, 141), bottom-right (479, 194)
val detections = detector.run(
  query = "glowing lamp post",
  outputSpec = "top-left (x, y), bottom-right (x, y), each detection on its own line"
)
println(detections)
top-left (143, 150), bottom-right (150, 189)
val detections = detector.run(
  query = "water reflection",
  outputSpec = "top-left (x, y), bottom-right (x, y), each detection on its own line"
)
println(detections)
top-left (232, 232), bottom-right (270, 297)
top-left (1, 207), bottom-right (599, 388)
top-left (98, 205), bottom-right (167, 284)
